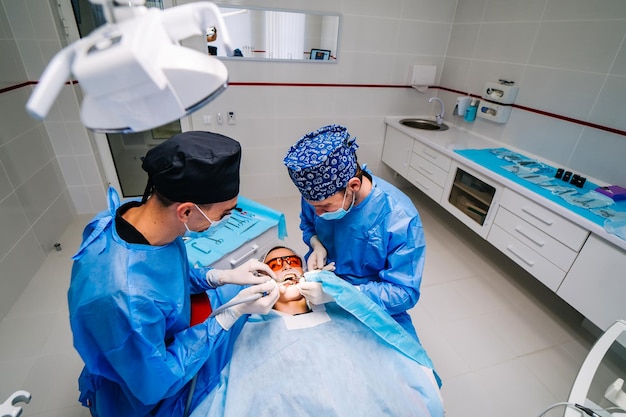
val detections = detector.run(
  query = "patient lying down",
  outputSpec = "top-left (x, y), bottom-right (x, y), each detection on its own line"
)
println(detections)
top-left (190, 247), bottom-right (444, 417)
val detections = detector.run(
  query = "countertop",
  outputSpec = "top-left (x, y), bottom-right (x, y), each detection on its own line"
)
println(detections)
top-left (384, 116), bottom-right (626, 252)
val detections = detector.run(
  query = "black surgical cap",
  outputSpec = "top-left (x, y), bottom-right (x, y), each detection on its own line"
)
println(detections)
top-left (141, 131), bottom-right (241, 204)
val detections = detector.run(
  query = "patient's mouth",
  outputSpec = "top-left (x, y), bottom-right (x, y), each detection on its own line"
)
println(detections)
top-left (280, 272), bottom-right (301, 285)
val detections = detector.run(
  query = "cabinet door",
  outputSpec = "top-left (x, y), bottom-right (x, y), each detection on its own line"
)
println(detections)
top-left (382, 126), bottom-right (413, 178)
top-left (557, 234), bottom-right (626, 331)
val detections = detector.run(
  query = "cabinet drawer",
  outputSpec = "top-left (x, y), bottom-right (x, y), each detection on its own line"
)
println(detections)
top-left (408, 167), bottom-right (444, 203)
top-left (499, 189), bottom-right (588, 251)
top-left (488, 225), bottom-right (566, 291)
top-left (412, 142), bottom-right (451, 172)
top-left (493, 207), bottom-right (578, 271)
top-left (210, 226), bottom-right (280, 270)
top-left (410, 153), bottom-right (449, 187)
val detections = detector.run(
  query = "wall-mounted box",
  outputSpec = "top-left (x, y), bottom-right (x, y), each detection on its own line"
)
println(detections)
top-left (483, 81), bottom-right (518, 104)
top-left (476, 102), bottom-right (512, 123)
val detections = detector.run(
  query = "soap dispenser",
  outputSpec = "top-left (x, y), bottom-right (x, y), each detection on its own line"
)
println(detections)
top-left (464, 98), bottom-right (478, 122)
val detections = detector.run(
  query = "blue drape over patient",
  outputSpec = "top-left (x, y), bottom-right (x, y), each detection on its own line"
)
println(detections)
top-left (191, 271), bottom-right (444, 417)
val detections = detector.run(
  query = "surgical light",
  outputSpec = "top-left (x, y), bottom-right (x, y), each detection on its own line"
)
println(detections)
top-left (25, 0), bottom-right (234, 133)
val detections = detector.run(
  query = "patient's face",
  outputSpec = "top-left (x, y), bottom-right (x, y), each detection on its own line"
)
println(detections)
top-left (264, 248), bottom-right (304, 302)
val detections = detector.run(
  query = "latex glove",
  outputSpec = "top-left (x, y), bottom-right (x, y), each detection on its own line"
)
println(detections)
top-left (297, 281), bottom-right (334, 305)
top-left (207, 259), bottom-right (276, 287)
top-left (215, 280), bottom-right (279, 330)
top-left (321, 262), bottom-right (336, 272)
top-left (307, 235), bottom-right (328, 271)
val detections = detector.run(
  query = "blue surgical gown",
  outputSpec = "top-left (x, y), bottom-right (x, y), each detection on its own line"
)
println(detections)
top-left (68, 187), bottom-right (243, 417)
top-left (300, 173), bottom-right (426, 336)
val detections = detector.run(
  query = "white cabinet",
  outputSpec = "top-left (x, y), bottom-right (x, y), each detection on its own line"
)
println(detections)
top-left (487, 189), bottom-right (589, 291)
top-left (407, 142), bottom-right (452, 203)
top-left (382, 126), bottom-right (414, 177)
top-left (557, 235), bottom-right (626, 331)
top-left (382, 125), bottom-right (453, 203)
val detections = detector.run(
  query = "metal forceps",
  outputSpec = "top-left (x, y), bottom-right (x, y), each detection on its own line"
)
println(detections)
top-left (205, 237), bottom-right (224, 245)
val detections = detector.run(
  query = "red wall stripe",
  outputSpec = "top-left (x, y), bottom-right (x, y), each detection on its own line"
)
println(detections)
top-left (8, 80), bottom-right (626, 137)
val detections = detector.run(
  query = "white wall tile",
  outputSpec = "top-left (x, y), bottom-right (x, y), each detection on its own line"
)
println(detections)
top-left (0, 230), bottom-right (46, 319)
top-left (342, 0), bottom-right (404, 19)
top-left (31, 189), bottom-right (75, 253)
top-left (0, 88), bottom-right (39, 145)
top-left (590, 75), bottom-right (626, 132)
top-left (0, 193), bottom-right (31, 258)
top-left (397, 21), bottom-right (452, 56)
top-left (544, 0), bottom-right (626, 20)
top-left (25, 0), bottom-right (59, 40)
top-left (517, 66), bottom-right (605, 120)
top-left (16, 38), bottom-right (46, 80)
top-left (2, 0), bottom-right (35, 39)
top-left (402, 0), bottom-right (457, 22)
top-left (15, 161), bottom-right (64, 223)
top-left (529, 20), bottom-right (626, 73)
top-left (474, 22), bottom-right (539, 63)
top-left (57, 155), bottom-right (82, 187)
top-left (0, 126), bottom-right (54, 189)
top-left (340, 15), bottom-right (400, 54)
top-left (502, 110), bottom-right (583, 166)
top-left (0, 39), bottom-right (27, 82)
top-left (568, 128), bottom-right (626, 185)
top-left (446, 24), bottom-right (481, 58)
top-left (482, 0), bottom-right (547, 22)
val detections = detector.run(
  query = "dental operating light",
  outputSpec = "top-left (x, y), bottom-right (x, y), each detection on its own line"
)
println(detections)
top-left (25, 0), bottom-right (234, 133)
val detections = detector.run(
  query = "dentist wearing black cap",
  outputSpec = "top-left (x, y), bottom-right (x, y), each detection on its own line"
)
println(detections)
top-left (68, 131), bottom-right (279, 417)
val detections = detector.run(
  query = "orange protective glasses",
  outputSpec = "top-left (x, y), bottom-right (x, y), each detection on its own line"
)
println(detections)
top-left (265, 255), bottom-right (303, 272)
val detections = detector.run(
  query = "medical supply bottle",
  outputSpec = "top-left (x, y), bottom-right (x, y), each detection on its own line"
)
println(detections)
top-left (464, 98), bottom-right (478, 122)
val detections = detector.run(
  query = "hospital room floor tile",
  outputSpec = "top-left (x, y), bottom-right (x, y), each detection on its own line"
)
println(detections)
top-left (0, 191), bottom-right (620, 417)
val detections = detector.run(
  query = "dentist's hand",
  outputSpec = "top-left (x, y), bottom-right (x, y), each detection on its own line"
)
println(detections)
top-left (207, 259), bottom-right (276, 287)
top-left (297, 281), bottom-right (334, 305)
top-left (215, 280), bottom-right (279, 330)
top-left (307, 235), bottom-right (328, 271)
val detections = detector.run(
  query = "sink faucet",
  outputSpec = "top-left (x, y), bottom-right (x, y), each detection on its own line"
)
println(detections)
top-left (428, 97), bottom-right (445, 125)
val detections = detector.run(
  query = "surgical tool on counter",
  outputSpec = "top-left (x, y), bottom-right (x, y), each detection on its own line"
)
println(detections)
top-left (208, 281), bottom-right (288, 318)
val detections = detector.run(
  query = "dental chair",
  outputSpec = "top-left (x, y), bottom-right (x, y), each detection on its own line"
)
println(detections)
top-left (0, 391), bottom-right (31, 417)
top-left (563, 320), bottom-right (626, 417)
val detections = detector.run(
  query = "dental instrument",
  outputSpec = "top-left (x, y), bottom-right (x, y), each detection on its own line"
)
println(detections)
top-left (26, 0), bottom-right (234, 133)
top-left (208, 281), bottom-right (288, 318)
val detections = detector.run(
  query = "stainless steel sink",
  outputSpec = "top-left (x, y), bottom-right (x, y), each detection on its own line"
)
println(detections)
top-left (400, 118), bottom-right (449, 131)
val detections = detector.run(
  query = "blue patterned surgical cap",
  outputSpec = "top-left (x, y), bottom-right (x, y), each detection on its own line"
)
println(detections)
top-left (283, 125), bottom-right (359, 201)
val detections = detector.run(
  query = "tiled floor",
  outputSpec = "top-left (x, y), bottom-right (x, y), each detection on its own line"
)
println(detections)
top-left (0, 188), bottom-right (623, 417)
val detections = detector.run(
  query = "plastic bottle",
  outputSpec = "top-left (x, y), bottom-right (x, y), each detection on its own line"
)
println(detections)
top-left (464, 98), bottom-right (478, 122)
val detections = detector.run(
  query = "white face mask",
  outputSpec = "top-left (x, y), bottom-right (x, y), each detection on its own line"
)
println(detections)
top-left (184, 204), bottom-right (228, 238)
top-left (319, 190), bottom-right (355, 221)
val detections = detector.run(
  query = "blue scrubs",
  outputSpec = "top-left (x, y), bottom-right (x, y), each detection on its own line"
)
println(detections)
top-left (68, 188), bottom-right (242, 417)
top-left (300, 173), bottom-right (426, 336)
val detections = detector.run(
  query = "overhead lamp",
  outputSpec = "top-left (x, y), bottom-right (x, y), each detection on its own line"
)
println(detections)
top-left (25, 0), bottom-right (234, 133)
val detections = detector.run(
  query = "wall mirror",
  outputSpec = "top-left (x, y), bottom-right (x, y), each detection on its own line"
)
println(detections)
top-left (208, 5), bottom-right (340, 62)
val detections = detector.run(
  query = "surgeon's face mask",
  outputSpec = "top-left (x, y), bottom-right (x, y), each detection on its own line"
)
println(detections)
top-left (319, 190), bottom-right (355, 221)
top-left (183, 204), bottom-right (228, 238)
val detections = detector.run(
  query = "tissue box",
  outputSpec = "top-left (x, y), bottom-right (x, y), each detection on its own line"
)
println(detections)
top-left (595, 185), bottom-right (626, 201)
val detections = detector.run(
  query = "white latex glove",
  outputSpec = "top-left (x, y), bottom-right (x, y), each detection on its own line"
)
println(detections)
top-left (307, 235), bottom-right (328, 271)
top-left (215, 280), bottom-right (279, 330)
top-left (321, 262), bottom-right (336, 272)
top-left (297, 281), bottom-right (334, 305)
top-left (207, 259), bottom-right (276, 287)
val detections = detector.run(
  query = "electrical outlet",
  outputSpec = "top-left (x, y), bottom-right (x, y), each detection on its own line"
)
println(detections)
top-left (202, 115), bottom-right (212, 125)
top-left (227, 111), bottom-right (236, 125)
